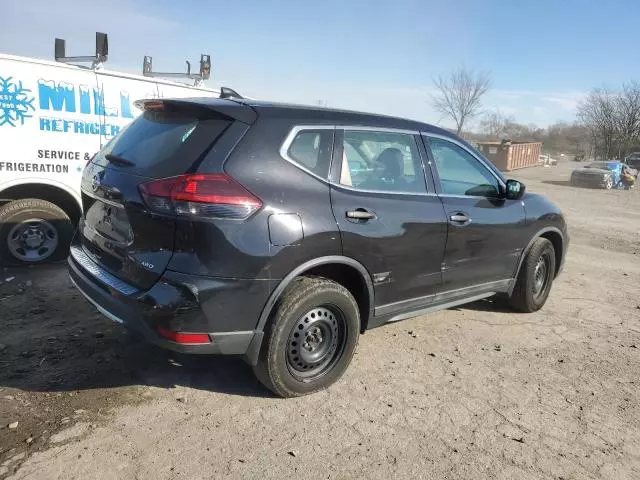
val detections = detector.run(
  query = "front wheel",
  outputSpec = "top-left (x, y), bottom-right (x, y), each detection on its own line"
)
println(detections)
top-left (253, 276), bottom-right (360, 397)
top-left (0, 199), bottom-right (74, 265)
top-left (510, 238), bottom-right (556, 313)
top-left (604, 176), bottom-right (613, 189)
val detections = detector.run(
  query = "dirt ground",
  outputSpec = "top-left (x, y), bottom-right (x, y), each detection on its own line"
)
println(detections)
top-left (1, 161), bottom-right (639, 479)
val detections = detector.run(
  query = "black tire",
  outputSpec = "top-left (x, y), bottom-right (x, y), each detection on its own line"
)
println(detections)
top-left (0, 199), bottom-right (74, 266)
top-left (510, 238), bottom-right (556, 313)
top-left (253, 276), bottom-right (360, 398)
top-left (604, 177), bottom-right (613, 190)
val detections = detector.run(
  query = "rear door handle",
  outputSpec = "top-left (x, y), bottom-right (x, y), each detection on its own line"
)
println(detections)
top-left (449, 213), bottom-right (470, 223)
top-left (346, 209), bottom-right (376, 220)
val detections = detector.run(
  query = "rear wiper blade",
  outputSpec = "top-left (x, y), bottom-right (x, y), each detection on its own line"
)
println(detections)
top-left (105, 153), bottom-right (135, 167)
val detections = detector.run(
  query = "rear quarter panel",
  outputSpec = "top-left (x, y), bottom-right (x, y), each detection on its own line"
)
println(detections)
top-left (168, 117), bottom-right (342, 281)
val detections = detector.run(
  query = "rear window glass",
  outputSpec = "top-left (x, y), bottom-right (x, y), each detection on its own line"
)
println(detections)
top-left (94, 108), bottom-right (231, 177)
top-left (285, 129), bottom-right (333, 178)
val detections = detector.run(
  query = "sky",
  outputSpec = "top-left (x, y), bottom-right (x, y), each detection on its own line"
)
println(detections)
top-left (2, 0), bottom-right (639, 130)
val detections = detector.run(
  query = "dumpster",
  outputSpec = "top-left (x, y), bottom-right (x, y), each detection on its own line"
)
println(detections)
top-left (477, 141), bottom-right (542, 172)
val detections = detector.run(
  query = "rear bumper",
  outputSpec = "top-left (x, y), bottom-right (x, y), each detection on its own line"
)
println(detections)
top-left (68, 249), bottom-right (268, 362)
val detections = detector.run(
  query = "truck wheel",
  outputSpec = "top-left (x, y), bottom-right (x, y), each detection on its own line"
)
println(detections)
top-left (510, 238), bottom-right (556, 313)
top-left (0, 199), bottom-right (74, 265)
top-left (253, 276), bottom-right (360, 397)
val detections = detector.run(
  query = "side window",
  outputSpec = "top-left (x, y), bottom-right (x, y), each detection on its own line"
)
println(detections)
top-left (339, 130), bottom-right (426, 193)
top-left (427, 137), bottom-right (501, 197)
top-left (285, 129), bottom-right (333, 178)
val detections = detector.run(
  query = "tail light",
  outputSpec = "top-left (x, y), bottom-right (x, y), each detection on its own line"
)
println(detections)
top-left (139, 174), bottom-right (262, 219)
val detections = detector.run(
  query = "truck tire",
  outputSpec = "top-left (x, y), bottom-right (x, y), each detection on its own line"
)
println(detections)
top-left (509, 237), bottom-right (556, 313)
top-left (253, 276), bottom-right (360, 397)
top-left (0, 199), bottom-right (74, 265)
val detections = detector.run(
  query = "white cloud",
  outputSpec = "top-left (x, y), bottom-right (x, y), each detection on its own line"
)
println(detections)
top-left (481, 89), bottom-right (586, 126)
top-left (540, 94), bottom-right (583, 110)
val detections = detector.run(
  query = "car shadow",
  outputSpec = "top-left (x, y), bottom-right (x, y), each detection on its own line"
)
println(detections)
top-left (451, 298), bottom-right (515, 313)
top-left (0, 264), bottom-right (272, 399)
top-left (542, 180), bottom-right (572, 187)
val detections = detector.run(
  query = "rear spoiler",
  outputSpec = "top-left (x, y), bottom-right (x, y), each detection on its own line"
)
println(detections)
top-left (134, 98), bottom-right (257, 125)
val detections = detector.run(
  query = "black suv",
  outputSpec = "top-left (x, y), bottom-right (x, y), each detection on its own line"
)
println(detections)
top-left (69, 98), bottom-right (568, 397)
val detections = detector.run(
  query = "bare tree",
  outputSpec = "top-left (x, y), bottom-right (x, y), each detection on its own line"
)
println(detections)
top-left (576, 83), bottom-right (640, 159)
top-left (614, 81), bottom-right (640, 156)
top-left (479, 110), bottom-right (513, 139)
top-left (577, 88), bottom-right (617, 158)
top-left (562, 123), bottom-right (591, 154)
top-left (431, 68), bottom-right (492, 135)
top-left (472, 117), bottom-right (593, 157)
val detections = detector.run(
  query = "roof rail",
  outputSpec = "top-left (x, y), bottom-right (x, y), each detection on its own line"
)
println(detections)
top-left (143, 54), bottom-right (211, 87)
top-left (55, 32), bottom-right (108, 69)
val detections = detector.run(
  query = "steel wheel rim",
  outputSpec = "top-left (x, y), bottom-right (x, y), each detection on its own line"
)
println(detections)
top-left (533, 253), bottom-right (550, 298)
top-left (286, 306), bottom-right (346, 380)
top-left (606, 177), bottom-right (613, 189)
top-left (7, 218), bottom-right (58, 262)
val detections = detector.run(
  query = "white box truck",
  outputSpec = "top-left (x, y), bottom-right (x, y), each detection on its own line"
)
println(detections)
top-left (0, 33), bottom-right (225, 265)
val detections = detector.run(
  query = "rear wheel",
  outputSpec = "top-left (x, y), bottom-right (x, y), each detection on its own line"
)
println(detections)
top-left (510, 238), bottom-right (556, 313)
top-left (253, 276), bottom-right (360, 397)
top-left (0, 199), bottom-right (74, 265)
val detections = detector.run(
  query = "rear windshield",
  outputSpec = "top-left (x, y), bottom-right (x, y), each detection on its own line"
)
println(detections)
top-left (94, 107), bottom-right (232, 177)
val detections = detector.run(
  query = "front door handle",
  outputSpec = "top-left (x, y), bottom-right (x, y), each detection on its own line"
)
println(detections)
top-left (449, 213), bottom-right (470, 223)
top-left (346, 209), bottom-right (376, 220)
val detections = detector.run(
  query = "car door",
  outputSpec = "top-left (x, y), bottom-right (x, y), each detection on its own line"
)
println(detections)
top-left (423, 134), bottom-right (527, 292)
top-left (329, 128), bottom-right (447, 316)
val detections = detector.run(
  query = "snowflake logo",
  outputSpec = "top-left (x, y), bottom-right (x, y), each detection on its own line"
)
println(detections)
top-left (0, 76), bottom-right (36, 127)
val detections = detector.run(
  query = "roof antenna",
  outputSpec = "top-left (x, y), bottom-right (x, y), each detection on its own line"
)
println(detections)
top-left (220, 87), bottom-right (244, 99)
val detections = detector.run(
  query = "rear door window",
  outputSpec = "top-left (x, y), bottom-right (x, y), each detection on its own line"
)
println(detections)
top-left (339, 130), bottom-right (426, 193)
top-left (93, 106), bottom-right (231, 178)
top-left (283, 128), bottom-right (334, 179)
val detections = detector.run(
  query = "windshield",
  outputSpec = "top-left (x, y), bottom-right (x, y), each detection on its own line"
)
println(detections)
top-left (586, 162), bottom-right (611, 169)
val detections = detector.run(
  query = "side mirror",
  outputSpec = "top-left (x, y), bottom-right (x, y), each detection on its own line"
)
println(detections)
top-left (505, 179), bottom-right (525, 200)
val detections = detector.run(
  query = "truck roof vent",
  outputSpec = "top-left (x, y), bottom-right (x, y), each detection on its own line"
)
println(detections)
top-left (55, 32), bottom-right (108, 69)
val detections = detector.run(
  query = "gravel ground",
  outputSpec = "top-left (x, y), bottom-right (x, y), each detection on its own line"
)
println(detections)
top-left (1, 161), bottom-right (639, 479)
